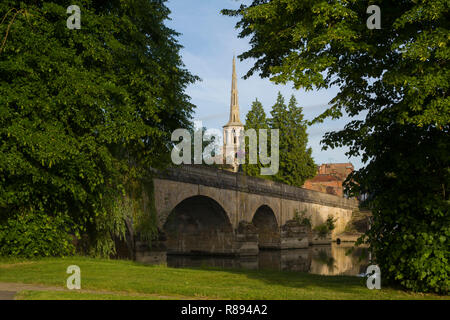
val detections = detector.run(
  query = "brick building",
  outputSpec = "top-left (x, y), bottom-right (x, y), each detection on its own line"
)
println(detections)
top-left (303, 163), bottom-right (354, 197)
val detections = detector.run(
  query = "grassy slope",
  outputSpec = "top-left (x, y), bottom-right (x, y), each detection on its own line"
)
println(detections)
top-left (0, 257), bottom-right (447, 300)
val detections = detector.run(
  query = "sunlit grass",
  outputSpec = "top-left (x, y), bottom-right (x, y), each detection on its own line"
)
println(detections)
top-left (0, 256), bottom-right (448, 300)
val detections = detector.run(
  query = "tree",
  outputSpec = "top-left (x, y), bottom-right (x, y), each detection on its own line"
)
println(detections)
top-left (284, 95), bottom-right (316, 187)
top-left (244, 93), bottom-right (316, 187)
top-left (268, 93), bottom-right (316, 187)
top-left (243, 98), bottom-right (269, 177)
top-left (189, 126), bottom-right (220, 166)
top-left (269, 92), bottom-right (289, 185)
top-left (0, 0), bottom-right (198, 257)
top-left (223, 0), bottom-right (449, 293)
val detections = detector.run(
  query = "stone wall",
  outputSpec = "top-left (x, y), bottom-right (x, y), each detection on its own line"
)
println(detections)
top-left (155, 165), bottom-right (357, 210)
top-left (151, 165), bottom-right (359, 256)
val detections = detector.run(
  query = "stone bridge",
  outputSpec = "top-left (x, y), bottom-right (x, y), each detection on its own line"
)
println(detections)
top-left (148, 165), bottom-right (358, 257)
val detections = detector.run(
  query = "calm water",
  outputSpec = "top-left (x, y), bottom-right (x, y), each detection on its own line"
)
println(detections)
top-left (166, 243), bottom-right (370, 276)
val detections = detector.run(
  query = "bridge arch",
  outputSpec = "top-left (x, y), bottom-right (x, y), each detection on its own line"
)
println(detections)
top-left (163, 195), bottom-right (235, 255)
top-left (251, 205), bottom-right (280, 249)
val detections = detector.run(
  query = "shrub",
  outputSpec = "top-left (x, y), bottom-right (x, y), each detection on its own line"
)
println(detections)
top-left (293, 209), bottom-right (312, 228)
top-left (0, 211), bottom-right (75, 258)
top-left (325, 215), bottom-right (337, 232)
top-left (313, 215), bottom-right (337, 238)
top-left (313, 224), bottom-right (329, 238)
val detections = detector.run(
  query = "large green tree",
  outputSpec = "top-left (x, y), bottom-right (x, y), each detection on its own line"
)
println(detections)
top-left (243, 94), bottom-right (316, 187)
top-left (242, 98), bottom-right (269, 177)
top-left (269, 92), bottom-right (316, 187)
top-left (283, 95), bottom-right (316, 187)
top-left (223, 0), bottom-right (449, 293)
top-left (0, 0), bottom-right (197, 257)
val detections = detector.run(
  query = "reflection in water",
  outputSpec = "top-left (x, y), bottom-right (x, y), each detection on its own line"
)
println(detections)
top-left (165, 243), bottom-right (370, 276)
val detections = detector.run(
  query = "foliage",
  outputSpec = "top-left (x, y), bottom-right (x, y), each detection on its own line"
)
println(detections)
top-left (243, 98), bottom-right (269, 177)
top-left (314, 224), bottom-right (330, 238)
top-left (313, 215), bottom-right (336, 238)
top-left (293, 209), bottom-right (311, 228)
top-left (86, 191), bottom-right (128, 258)
top-left (0, 210), bottom-right (74, 257)
top-left (281, 95), bottom-right (316, 187)
top-left (0, 0), bottom-right (197, 257)
top-left (325, 215), bottom-right (337, 232)
top-left (122, 176), bottom-right (158, 244)
top-left (223, 0), bottom-right (449, 293)
top-left (270, 93), bottom-right (316, 187)
top-left (243, 93), bottom-right (316, 187)
top-left (189, 126), bottom-right (220, 166)
top-left (352, 125), bottom-right (450, 294)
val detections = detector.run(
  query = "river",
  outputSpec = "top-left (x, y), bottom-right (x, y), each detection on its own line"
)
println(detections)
top-left (165, 243), bottom-right (370, 276)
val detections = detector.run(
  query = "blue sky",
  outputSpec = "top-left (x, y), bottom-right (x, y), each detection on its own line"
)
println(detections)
top-left (166, 0), bottom-right (364, 169)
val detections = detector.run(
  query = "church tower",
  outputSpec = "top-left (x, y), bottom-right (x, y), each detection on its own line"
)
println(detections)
top-left (223, 56), bottom-right (244, 172)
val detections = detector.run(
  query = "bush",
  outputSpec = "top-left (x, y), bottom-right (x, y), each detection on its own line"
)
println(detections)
top-left (313, 215), bottom-right (337, 238)
top-left (359, 202), bottom-right (450, 294)
top-left (313, 224), bottom-right (329, 238)
top-left (351, 125), bottom-right (450, 294)
top-left (293, 209), bottom-right (312, 228)
top-left (0, 211), bottom-right (75, 258)
top-left (325, 215), bottom-right (337, 232)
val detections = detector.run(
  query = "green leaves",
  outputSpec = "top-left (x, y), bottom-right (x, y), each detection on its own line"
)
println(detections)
top-left (225, 0), bottom-right (449, 293)
top-left (243, 98), bottom-right (269, 177)
top-left (270, 93), bottom-right (316, 187)
top-left (243, 93), bottom-right (316, 187)
top-left (224, 0), bottom-right (449, 127)
top-left (0, 0), bottom-right (197, 257)
top-left (0, 210), bottom-right (75, 258)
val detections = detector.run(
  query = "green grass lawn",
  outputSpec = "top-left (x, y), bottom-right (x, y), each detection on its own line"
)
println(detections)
top-left (0, 257), bottom-right (448, 300)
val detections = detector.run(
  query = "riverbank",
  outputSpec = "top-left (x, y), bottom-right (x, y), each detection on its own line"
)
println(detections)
top-left (0, 257), bottom-right (447, 300)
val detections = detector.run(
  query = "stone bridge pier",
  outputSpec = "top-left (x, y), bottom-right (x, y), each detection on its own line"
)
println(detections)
top-left (147, 166), bottom-right (358, 257)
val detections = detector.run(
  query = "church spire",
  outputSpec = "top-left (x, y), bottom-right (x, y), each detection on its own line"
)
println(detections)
top-left (223, 56), bottom-right (244, 172)
top-left (227, 56), bottom-right (243, 126)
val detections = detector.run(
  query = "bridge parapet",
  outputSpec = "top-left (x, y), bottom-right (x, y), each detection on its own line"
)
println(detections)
top-left (156, 165), bottom-right (358, 210)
